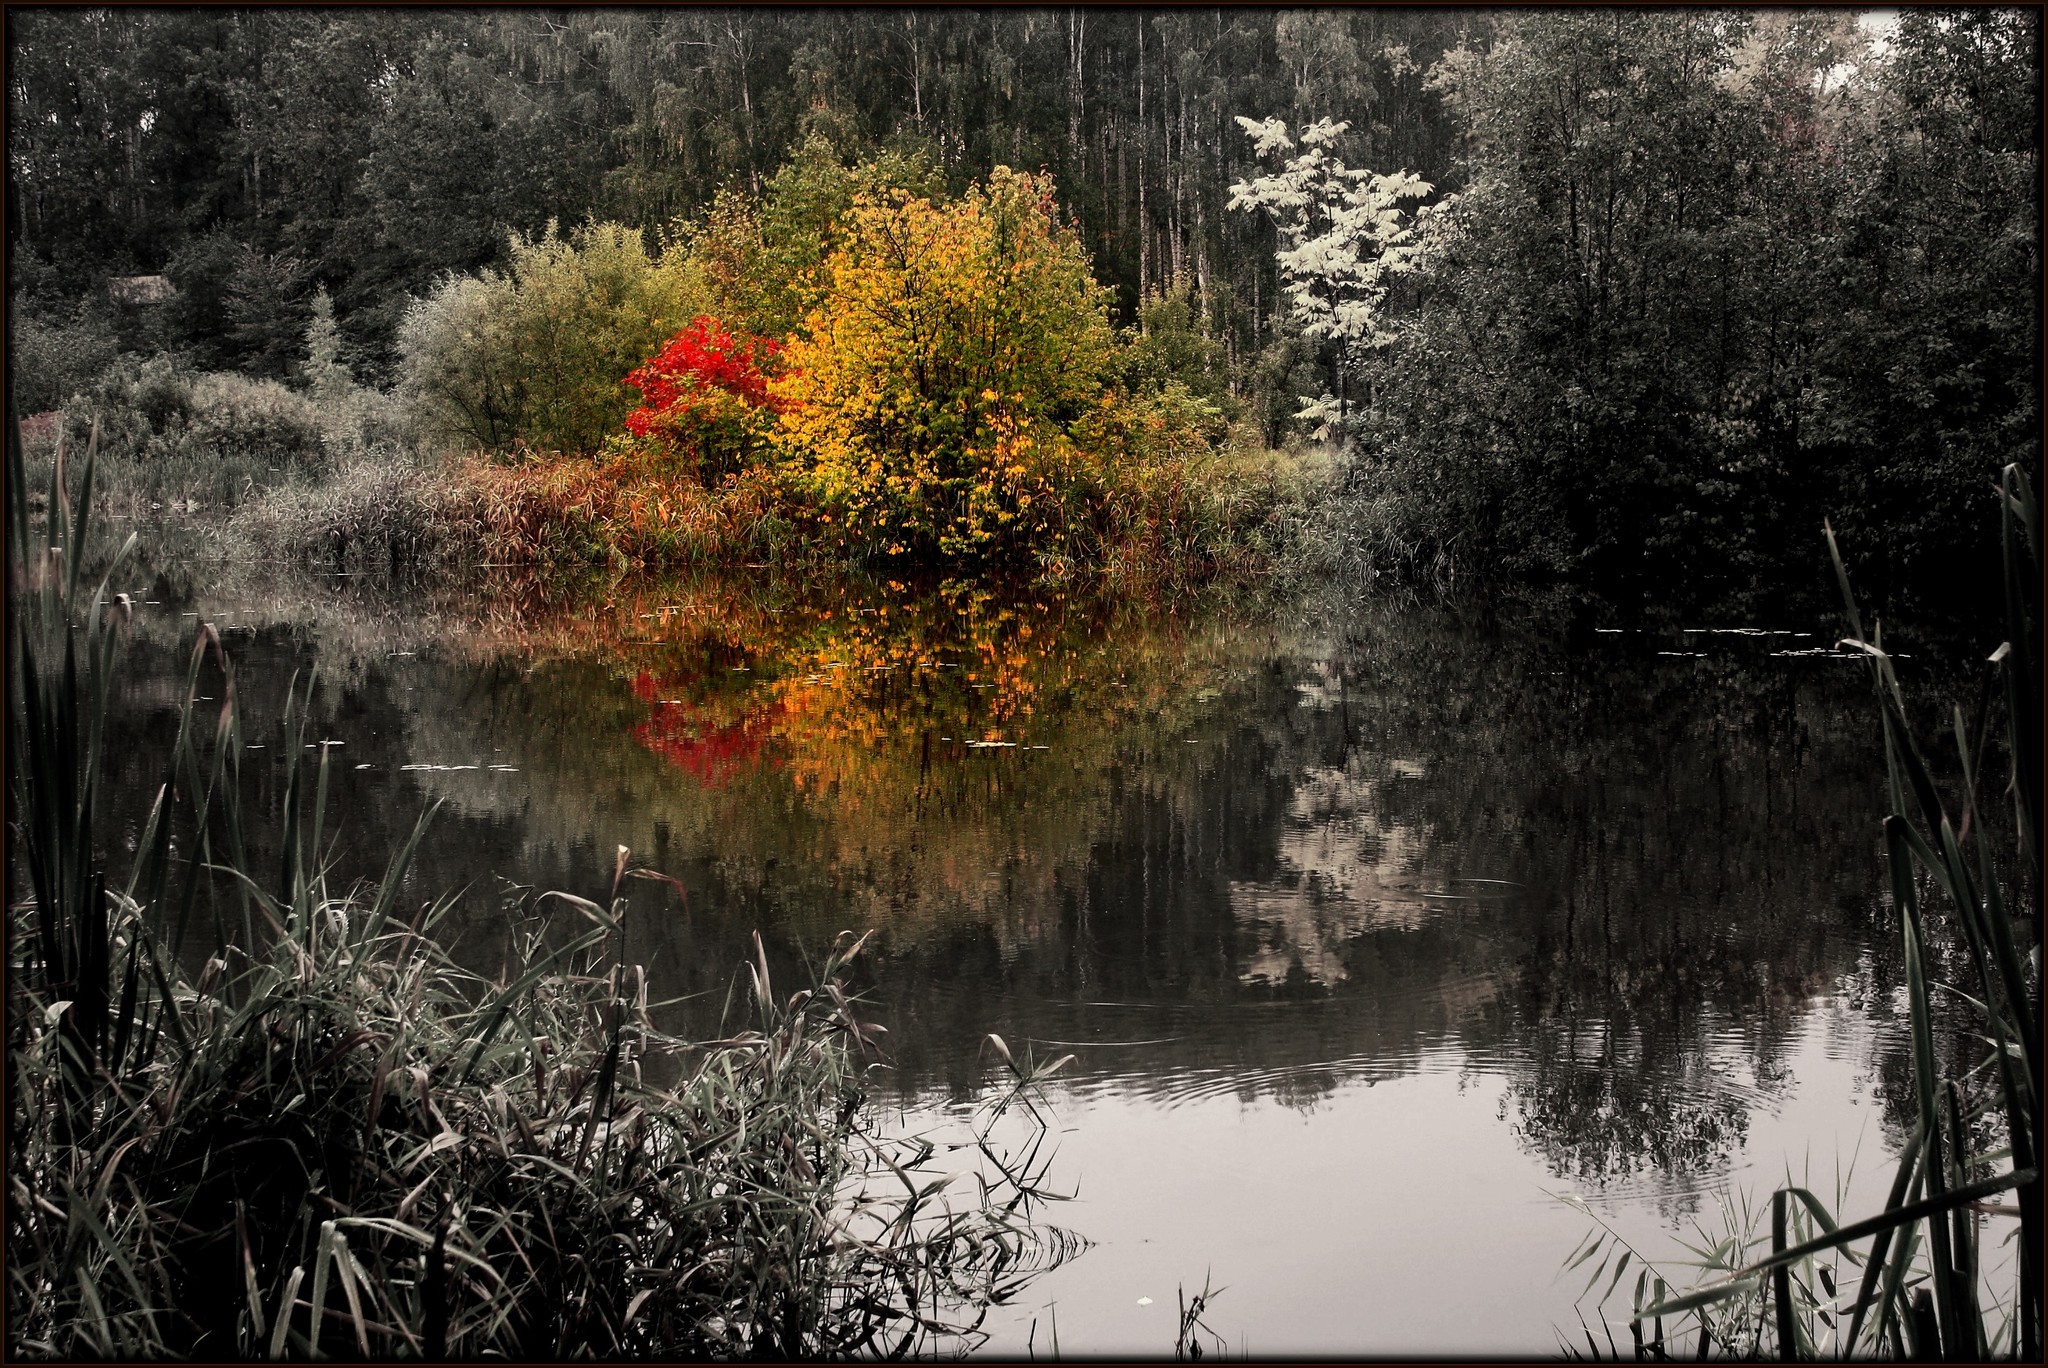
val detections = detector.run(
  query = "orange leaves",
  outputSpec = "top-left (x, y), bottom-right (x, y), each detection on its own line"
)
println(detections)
top-left (426, 163), bottom-right (1257, 585)
top-left (614, 583), bottom-right (1087, 802)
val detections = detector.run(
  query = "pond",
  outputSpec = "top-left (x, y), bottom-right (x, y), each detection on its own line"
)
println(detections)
top-left (97, 565), bottom-right (1932, 1355)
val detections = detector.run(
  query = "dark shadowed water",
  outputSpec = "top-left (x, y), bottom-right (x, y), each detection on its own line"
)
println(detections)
top-left (95, 566), bottom-right (1945, 1354)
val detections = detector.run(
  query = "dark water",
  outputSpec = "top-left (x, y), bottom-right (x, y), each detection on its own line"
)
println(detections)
top-left (96, 568), bottom-right (1938, 1354)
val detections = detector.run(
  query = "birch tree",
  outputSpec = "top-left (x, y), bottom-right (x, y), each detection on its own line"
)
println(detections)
top-left (1228, 116), bottom-right (1437, 441)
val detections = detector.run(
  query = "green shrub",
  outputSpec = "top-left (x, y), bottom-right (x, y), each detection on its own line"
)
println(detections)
top-left (398, 221), bottom-right (714, 456)
top-left (62, 356), bottom-right (349, 473)
top-left (6, 296), bottom-right (119, 415)
top-left (683, 133), bottom-right (948, 339)
top-left (58, 354), bottom-right (194, 462)
top-left (307, 384), bottom-right (413, 462)
top-left (38, 359), bottom-right (327, 523)
top-left (1119, 283), bottom-right (1236, 412)
top-left (181, 372), bottom-right (325, 466)
top-left (294, 289), bottom-right (412, 457)
top-left (1073, 383), bottom-right (1311, 593)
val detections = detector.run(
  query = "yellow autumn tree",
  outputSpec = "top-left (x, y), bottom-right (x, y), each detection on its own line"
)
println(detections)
top-left (774, 167), bottom-right (1117, 561)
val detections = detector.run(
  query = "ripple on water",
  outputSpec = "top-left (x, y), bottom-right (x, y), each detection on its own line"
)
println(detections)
top-left (1122, 1046), bottom-right (1466, 1110)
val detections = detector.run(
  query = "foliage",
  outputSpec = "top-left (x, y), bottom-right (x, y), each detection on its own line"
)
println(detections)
top-left (221, 244), bottom-right (316, 381)
top-left (1348, 10), bottom-right (2039, 597)
top-left (56, 354), bottom-right (194, 463)
top-left (1067, 383), bottom-right (1306, 594)
top-left (54, 356), bottom-right (325, 474)
top-left (454, 442), bottom-right (792, 571)
top-left (775, 167), bottom-right (1117, 562)
top-left (162, 231), bottom-right (248, 371)
top-left (297, 287), bottom-right (352, 401)
top-left (1816, 10), bottom-right (2041, 596)
top-left (1119, 283), bottom-right (1236, 411)
top-left (4, 8), bottom-right (1467, 381)
top-left (399, 159), bottom-right (1281, 583)
top-left (5, 295), bottom-right (121, 417)
top-left (622, 316), bottom-right (783, 481)
top-left (398, 222), bottom-right (714, 455)
top-left (4, 417), bottom-right (1072, 1359)
top-left (684, 133), bottom-right (949, 340)
top-left (14, 7), bottom-right (2031, 606)
top-left (1228, 116), bottom-right (1436, 441)
top-left (180, 373), bottom-right (327, 467)
top-left (160, 232), bottom-right (317, 379)
top-left (298, 289), bottom-right (412, 457)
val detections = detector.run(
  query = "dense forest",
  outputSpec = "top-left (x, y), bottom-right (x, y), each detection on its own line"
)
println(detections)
top-left (8, 8), bottom-right (1466, 373)
top-left (6, 5), bottom-right (2039, 599)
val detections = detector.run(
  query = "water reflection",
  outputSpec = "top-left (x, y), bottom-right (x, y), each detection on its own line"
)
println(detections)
top-left (99, 566), bottom-right (1916, 1232)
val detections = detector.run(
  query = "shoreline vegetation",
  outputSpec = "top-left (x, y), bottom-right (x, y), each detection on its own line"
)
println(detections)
top-left (21, 147), bottom-right (1337, 603)
top-left (12, 10), bottom-right (2035, 615)
top-left (12, 438), bottom-right (2035, 1362)
top-left (6, 421), bottom-right (1082, 1360)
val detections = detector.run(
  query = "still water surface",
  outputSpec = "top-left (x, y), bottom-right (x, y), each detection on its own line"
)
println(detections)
top-left (102, 568), bottom-right (1926, 1354)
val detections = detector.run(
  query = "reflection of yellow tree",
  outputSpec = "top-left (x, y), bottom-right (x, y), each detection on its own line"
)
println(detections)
top-left (441, 571), bottom-right (1255, 937)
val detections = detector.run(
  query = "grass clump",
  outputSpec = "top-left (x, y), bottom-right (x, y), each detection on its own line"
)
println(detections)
top-left (451, 444), bottom-right (793, 573)
top-left (5, 417), bottom-right (1071, 1359)
top-left (232, 450), bottom-right (466, 574)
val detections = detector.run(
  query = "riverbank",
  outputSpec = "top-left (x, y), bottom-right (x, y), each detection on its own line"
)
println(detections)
top-left (19, 411), bottom-right (1335, 606)
top-left (5, 429), bottom-right (1077, 1360)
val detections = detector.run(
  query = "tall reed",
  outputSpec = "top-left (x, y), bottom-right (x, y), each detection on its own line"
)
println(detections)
top-left (1564, 466), bottom-right (2040, 1359)
top-left (5, 412), bottom-right (1071, 1359)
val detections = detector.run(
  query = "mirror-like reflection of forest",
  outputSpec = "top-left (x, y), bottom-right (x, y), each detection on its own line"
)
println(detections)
top-left (101, 565), bottom-right (1920, 1204)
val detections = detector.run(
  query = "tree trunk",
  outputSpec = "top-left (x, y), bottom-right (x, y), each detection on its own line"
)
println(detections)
top-left (1137, 18), bottom-right (1149, 298)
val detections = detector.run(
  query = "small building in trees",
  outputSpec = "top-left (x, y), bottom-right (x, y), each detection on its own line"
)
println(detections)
top-left (106, 275), bottom-right (175, 307)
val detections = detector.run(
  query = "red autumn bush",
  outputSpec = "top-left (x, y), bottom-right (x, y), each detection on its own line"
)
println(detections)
top-left (622, 316), bottom-right (785, 479)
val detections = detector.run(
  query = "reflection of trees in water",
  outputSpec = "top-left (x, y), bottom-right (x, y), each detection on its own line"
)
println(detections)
top-left (94, 570), bottom-right (1923, 1193)
top-left (1266, 1065), bottom-right (1341, 1116)
top-left (1501, 1026), bottom-right (1753, 1188)
top-left (1307, 596), bottom-right (1898, 1185)
top-left (392, 571), bottom-right (1268, 952)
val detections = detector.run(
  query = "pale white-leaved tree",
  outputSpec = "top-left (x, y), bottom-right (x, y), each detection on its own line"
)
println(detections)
top-left (1228, 116), bottom-right (1440, 442)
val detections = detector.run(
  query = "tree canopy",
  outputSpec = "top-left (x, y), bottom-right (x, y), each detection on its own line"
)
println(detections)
top-left (6, 6), bottom-right (2037, 597)
top-left (775, 168), bottom-right (1117, 560)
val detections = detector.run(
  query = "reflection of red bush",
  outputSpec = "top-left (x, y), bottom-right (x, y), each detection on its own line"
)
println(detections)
top-left (630, 671), bottom-right (778, 787)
